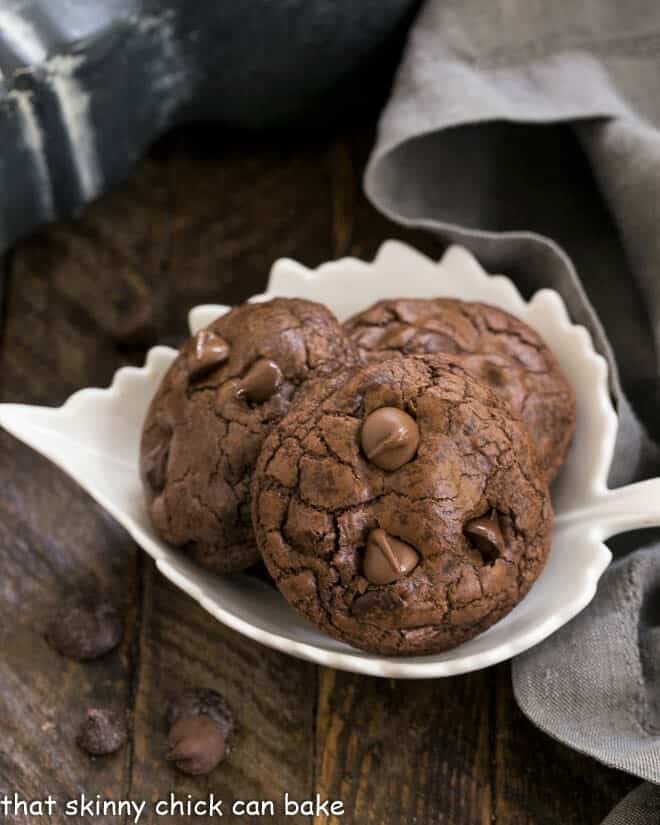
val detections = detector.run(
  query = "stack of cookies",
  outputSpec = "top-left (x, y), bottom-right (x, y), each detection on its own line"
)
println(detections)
top-left (141, 294), bottom-right (575, 656)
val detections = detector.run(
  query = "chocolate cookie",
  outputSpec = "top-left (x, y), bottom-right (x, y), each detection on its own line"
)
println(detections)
top-left (252, 355), bottom-right (553, 656)
top-left (344, 298), bottom-right (575, 482)
top-left (140, 298), bottom-right (357, 574)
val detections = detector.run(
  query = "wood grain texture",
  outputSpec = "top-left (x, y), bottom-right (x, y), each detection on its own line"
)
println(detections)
top-left (1, 160), bottom-right (170, 406)
top-left (128, 563), bottom-right (316, 824)
top-left (0, 427), bottom-right (139, 822)
top-left (0, 120), bottom-right (639, 825)
top-left (315, 669), bottom-right (492, 825)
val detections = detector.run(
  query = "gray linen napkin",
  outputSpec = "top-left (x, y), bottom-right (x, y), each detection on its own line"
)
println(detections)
top-left (602, 784), bottom-right (660, 825)
top-left (364, 1), bottom-right (660, 819)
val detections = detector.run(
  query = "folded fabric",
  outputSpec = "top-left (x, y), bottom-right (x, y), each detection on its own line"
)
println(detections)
top-left (365, 1), bottom-right (660, 821)
top-left (602, 783), bottom-right (660, 825)
top-left (515, 545), bottom-right (660, 776)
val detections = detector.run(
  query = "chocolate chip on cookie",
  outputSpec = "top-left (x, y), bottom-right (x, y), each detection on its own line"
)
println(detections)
top-left (252, 355), bottom-right (553, 656)
top-left (187, 330), bottom-right (230, 378)
top-left (360, 407), bottom-right (420, 471)
top-left (464, 509), bottom-right (504, 563)
top-left (363, 528), bottom-right (419, 584)
top-left (235, 358), bottom-right (283, 403)
top-left (140, 298), bottom-right (358, 574)
top-left (344, 298), bottom-right (575, 482)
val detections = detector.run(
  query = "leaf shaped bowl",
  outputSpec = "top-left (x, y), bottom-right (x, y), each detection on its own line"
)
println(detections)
top-left (3, 242), bottom-right (660, 678)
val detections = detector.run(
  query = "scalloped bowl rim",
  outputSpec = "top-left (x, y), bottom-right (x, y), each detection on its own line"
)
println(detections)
top-left (0, 241), bottom-right (631, 678)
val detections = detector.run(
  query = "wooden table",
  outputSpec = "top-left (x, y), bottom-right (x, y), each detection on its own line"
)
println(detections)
top-left (0, 122), bottom-right (637, 824)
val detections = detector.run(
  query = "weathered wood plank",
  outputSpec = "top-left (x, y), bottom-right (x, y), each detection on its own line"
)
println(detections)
top-left (315, 669), bottom-right (493, 825)
top-left (0, 138), bottom-right (185, 820)
top-left (0, 434), bottom-right (139, 822)
top-left (1, 158), bottom-right (170, 405)
top-left (128, 562), bottom-right (316, 824)
top-left (0, 141), bottom-right (177, 816)
top-left (151, 127), bottom-right (335, 319)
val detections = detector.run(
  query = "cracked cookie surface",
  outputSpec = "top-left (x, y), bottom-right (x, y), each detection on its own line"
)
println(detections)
top-left (140, 298), bottom-right (357, 574)
top-left (344, 298), bottom-right (575, 482)
top-left (252, 355), bottom-right (553, 655)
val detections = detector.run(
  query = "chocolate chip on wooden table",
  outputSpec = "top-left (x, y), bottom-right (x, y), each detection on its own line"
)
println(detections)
top-left (166, 688), bottom-right (236, 776)
top-left (77, 708), bottom-right (127, 756)
top-left (46, 594), bottom-right (123, 661)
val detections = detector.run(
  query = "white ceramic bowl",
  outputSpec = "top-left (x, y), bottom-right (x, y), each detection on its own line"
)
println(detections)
top-left (3, 242), bottom-right (660, 679)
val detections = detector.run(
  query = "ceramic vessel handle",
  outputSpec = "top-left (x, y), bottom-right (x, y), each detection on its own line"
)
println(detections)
top-left (556, 478), bottom-right (660, 540)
